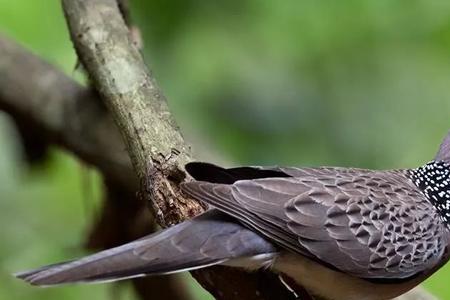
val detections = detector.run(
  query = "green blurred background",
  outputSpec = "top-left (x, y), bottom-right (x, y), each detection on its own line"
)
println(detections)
top-left (1, 0), bottom-right (450, 299)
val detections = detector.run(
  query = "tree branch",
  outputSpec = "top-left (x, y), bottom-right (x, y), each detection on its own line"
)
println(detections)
top-left (0, 33), bottom-right (136, 191)
top-left (62, 0), bottom-right (190, 179)
top-left (62, 0), bottom-right (206, 227)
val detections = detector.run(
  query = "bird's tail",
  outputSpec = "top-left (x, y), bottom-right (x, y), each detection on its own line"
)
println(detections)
top-left (15, 210), bottom-right (275, 286)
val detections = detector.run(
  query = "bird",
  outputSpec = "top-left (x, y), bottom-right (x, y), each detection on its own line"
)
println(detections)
top-left (15, 132), bottom-right (450, 300)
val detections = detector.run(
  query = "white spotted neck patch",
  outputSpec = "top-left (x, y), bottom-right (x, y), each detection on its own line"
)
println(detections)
top-left (408, 160), bottom-right (450, 225)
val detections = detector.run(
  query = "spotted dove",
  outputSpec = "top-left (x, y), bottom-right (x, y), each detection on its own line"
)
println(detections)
top-left (15, 132), bottom-right (450, 300)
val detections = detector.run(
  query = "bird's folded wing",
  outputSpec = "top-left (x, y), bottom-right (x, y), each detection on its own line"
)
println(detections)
top-left (182, 168), bottom-right (447, 280)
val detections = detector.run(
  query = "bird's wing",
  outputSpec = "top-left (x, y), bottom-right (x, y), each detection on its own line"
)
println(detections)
top-left (182, 167), bottom-right (447, 280)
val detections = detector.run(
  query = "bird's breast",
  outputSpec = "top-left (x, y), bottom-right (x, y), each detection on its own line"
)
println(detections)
top-left (272, 252), bottom-right (423, 300)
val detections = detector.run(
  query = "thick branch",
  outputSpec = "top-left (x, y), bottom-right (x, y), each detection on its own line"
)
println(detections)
top-left (62, 0), bottom-right (205, 228)
top-left (62, 0), bottom-right (191, 180)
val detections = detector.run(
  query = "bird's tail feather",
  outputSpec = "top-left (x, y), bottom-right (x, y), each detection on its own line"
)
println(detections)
top-left (15, 210), bottom-right (275, 286)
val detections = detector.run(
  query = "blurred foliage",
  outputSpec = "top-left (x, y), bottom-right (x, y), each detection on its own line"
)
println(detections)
top-left (2, 0), bottom-right (450, 299)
